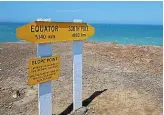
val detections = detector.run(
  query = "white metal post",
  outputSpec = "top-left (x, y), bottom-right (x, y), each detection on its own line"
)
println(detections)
top-left (73, 19), bottom-right (83, 111)
top-left (37, 18), bottom-right (52, 115)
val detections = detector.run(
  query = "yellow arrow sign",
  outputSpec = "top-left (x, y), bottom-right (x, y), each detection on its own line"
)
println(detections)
top-left (16, 21), bottom-right (95, 43)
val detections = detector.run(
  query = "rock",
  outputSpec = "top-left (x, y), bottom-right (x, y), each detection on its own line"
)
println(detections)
top-left (149, 60), bottom-right (154, 63)
top-left (12, 90), bottom-right (21, 99)
top-left (0, 104), bottom-right (4, 107)
top-left (9, 105), bottom-right (12, 109)
top-left (9, 102), bottom-right (13, 105)
top-left (12, 94), bottom-right (17, 98)
top-left (72, 106), bottom-right (88, 115)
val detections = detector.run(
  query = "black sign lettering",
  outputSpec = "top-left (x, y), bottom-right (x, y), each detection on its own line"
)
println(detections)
top-left (35, 25), bottom-right (39, 32)
top-left (30, 25), bottom-right (58, 32)
top-left (31, 25), bottom-right (35, 32)
top-left (32, 59), bottom-right (46, 65)
top-left (55, 26), bottom-right (58, 31)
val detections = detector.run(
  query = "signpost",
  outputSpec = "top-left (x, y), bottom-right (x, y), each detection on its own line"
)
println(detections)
top-left (16, 21), bottom-right (94, 43)
top-left (16, 19), bottom-right (95, 114)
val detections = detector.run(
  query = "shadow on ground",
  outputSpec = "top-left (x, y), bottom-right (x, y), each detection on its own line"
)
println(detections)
top-left (57, 89), bottom-right (107, 115)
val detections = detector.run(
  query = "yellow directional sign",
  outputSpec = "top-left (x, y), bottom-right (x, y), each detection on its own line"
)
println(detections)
top-left (16, 21), bottom-right (95, 43)
top-left (28, 56), bottom-right (60, 85)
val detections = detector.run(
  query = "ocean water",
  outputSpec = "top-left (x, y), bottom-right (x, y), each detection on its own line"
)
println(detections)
top-left (0, 22), bottom-right (163, 46)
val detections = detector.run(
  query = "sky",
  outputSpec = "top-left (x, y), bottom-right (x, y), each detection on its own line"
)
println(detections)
top-left (0, 1), bottom-right (163, 25)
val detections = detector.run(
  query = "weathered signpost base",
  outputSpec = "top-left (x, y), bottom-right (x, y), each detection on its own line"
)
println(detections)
top-left (37, 44), bottom-right (52, 115)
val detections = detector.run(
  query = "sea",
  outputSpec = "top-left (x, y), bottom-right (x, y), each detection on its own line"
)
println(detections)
top-left (0, 22), bottom-right (163, 46)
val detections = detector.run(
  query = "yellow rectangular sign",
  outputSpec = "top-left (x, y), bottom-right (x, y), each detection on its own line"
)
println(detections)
top-left (16, 21), bottom-right (95, 43)
top-left (28, 56), bottom-right (60, 85)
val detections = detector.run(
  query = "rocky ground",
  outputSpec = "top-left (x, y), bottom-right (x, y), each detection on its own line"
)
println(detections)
top-left (0, 41), bottom-right (163, 115)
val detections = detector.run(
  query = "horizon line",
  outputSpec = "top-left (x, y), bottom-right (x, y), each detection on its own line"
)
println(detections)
top-left (0, 21), bottom-right (162, 26)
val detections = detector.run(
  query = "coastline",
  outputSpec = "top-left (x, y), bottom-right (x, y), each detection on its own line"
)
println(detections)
top-left (0, 41), bottom-right (163, 115)
top-left (1, 40), bottom-right (163, 47)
